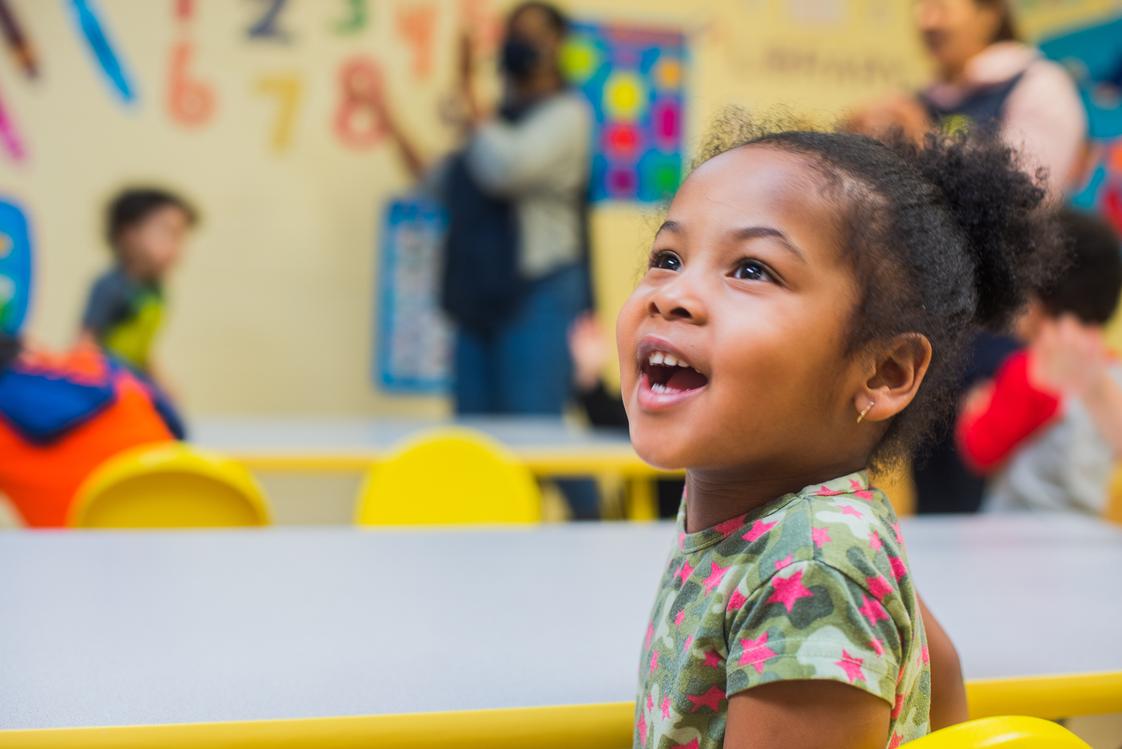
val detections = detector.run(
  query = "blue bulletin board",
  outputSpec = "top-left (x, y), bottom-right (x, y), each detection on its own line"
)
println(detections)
top-left (375, 198), bottom-right (450, 393)
top-left (1039, 13), bottom-right (1122, 232)
top-left (0, 197), bottom-right (32, 336)
top-left (562, 22), bottom-right (688, 203)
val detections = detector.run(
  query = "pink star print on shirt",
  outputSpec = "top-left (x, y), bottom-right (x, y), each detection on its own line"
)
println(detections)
top-left (686, 686), bottom-right (725, 712)
top-left (811, 527), bottom-right (831, 548)
top-left (661, 696), bottom-right (672, 719)
top-left (742, 519), bottom-right (776, 543)
top-left (701, 563), bottom-right (729, 593)
top-left (714, 514), bottom-right (747, 537)
top-left (866, 575), bottom-right (893, 601)
top-left (672, 741), bottom-right (700, 749)
top-left (738, 632), bottom-right (777, 674)
top-left (676, 560), bottom-right (694, 584)
top-left (767, 568), bottom-right (813, 612)
top-left (703, 650), bottom-right (722, 668)
top-left (859, 595), bottom-right (890, 626)
top-left (836, 649), bottom-right (865, 683)
top-left (726, 588), bottom-right (748, 612)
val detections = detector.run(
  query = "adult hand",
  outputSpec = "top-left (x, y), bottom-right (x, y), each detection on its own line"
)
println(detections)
top-left (1028, 314), bottom-right (1110, 399)
top-left (568, 313), bottom-right (610, 391)
top-left (841, 94), bottom-right (932, 143)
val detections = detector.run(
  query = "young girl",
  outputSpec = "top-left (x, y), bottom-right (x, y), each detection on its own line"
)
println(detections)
top-left (619, 118), bottom-right (1057, 748)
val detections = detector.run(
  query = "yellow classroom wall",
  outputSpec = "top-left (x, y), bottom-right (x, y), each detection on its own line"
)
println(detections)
top-left (0, 0), bottom-right (1117, 416)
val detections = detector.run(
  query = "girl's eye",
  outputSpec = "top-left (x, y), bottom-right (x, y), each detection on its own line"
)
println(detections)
top-left (649, 251), bottom-right (682, 272)
top-left (733, 259), bottom-right (774, 283)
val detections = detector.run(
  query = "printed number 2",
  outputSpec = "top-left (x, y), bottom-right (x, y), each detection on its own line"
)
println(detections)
top-left (247, 0), bottom-right (292, 42)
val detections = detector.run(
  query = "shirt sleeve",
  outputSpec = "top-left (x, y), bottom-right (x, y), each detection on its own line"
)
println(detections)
top-left (81, 274), bottom-right (128, 335)
top-left (956, 350), bottom-right (1061, 473)
top-left (725, 559), bottom-right (903, 706)
top-left (1002, 60), bottom-right (1087, 194)
top-left (465, 97), bottom-right (590, 196)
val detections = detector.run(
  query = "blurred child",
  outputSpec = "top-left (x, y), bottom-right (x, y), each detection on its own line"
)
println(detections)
top-left (619, 119), bottom-right (1061, 746)
top-left (80, 187), bottom-right (196, 387)
top-left (568, 313), bottom-right (684, 518)
top-left (958, 209), bottom-right (1122, 515)
top-left (0, 335), bottom-right (181, 527)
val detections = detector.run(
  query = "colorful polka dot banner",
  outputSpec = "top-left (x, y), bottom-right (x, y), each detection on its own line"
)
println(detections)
top-left (0, 197), bottom-right (32, 336)
top-left (562, 22), bottom-right (687, 204)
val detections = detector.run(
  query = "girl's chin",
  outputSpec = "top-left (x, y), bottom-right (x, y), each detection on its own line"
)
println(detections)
top-left (629, 431), bottom-right (690, 471)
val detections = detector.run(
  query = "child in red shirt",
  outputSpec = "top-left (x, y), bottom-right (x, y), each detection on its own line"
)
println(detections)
top-left (957, 209), bottom-right (1122, 513)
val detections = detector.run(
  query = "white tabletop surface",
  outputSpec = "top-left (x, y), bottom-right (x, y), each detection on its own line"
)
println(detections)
top-left (192, 416), bottom-right (634, 455)
top-left (1, 514), bottom-right (1120, 729)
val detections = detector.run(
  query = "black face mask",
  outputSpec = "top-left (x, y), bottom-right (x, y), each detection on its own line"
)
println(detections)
top-left (499, 37), bottom-right (540, 81)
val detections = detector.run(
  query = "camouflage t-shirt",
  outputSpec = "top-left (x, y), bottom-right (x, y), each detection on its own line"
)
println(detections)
top-left (634, 471), bottom-right (930, 749)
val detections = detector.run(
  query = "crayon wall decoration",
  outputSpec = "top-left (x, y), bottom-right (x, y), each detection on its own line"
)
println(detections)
top-left (0, 0), bottom-right (38, 79)
top-left (0, 83), bottom-right (25, 161)
top-left (68, 0), bottom-right (138, 104)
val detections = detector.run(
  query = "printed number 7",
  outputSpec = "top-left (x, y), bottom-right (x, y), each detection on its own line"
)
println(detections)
top-left (256, 75), bottom-right (302, 152)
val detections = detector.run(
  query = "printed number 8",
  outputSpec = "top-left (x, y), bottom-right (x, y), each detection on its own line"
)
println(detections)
top-left (334, 57), bottom-right (387, 149)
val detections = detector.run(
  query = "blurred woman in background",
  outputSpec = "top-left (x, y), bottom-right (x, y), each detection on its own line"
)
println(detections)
top-left (847, 0), bottom-right (1088, 514)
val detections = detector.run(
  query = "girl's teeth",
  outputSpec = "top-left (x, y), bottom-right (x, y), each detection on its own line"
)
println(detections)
top-left (650, 352), bottom-right (665, 365)
top-left (663, 354), bottom-right (679, 367)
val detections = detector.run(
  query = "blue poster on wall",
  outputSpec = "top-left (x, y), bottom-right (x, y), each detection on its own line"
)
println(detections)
top-left (0, 197), bottom-right (32, 336)
top-left (562, 22), bottom-right (688, 203)
top-left (1039, 13), bottom-right (1122, 231)
top-left (374, 198), bottom-right (450, 393)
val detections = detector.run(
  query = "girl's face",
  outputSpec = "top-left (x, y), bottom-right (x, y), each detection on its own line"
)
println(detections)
top-left (617, 146), bottom-right (870, 475)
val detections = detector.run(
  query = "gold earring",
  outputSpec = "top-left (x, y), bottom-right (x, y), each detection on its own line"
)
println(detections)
top-left (856, 401), bottom-right (875, 424)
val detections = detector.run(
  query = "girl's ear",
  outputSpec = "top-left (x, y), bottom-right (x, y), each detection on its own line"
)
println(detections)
top-left (853, 333), bottom-right (932, 424)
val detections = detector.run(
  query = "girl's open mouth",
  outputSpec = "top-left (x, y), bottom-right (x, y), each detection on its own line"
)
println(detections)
top-left (638, 348), bottom-right (709, 410)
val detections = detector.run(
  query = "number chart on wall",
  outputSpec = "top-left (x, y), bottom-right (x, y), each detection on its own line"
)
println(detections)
top-left (563, 22), bottom-right (688, 204)
top-left (375, 199), bottom-right (450, 393)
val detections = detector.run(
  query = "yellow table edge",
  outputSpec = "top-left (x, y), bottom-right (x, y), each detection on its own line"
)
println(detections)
top-left (1, 672), bottom-right (1117, 748)
top-left (224, 450), bottom-right (679, 477)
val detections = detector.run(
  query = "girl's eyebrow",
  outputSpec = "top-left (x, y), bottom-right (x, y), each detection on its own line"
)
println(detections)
top-left (656, 220), bottom-right (807, 264)
top-left (729, 226), bottom-right (807, 264)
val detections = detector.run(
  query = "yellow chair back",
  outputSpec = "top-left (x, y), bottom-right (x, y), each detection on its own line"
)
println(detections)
top-left (1105, 464), bottom-right (1122, 525)
top-left (354, 428), bottom-right (542, 526)
top-left (70, 443), bottom-right (270, 528)
top-left (908, 716), bottom-right (1090, 748)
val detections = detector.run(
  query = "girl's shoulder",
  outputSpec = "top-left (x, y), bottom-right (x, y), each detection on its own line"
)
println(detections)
top-left (716, 473), bottom-right (911, 600)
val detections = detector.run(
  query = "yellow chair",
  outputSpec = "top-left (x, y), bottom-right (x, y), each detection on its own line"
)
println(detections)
top-left (354, 428), bottom-right (542, 526)
top-left (909, 716), bottom-right (1091, 748)
top-left (1105, 465), bottom-right (1122, 525)
top-left (69, 443), bottom-right (270, 528)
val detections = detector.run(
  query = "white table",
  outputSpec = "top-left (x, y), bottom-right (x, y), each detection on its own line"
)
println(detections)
top-left (1, 515), bottom-right (1120, 730)
top-left (191, 416), bottom-right (647, 473)
top-left (193, 416), bottom-right (671, 520)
